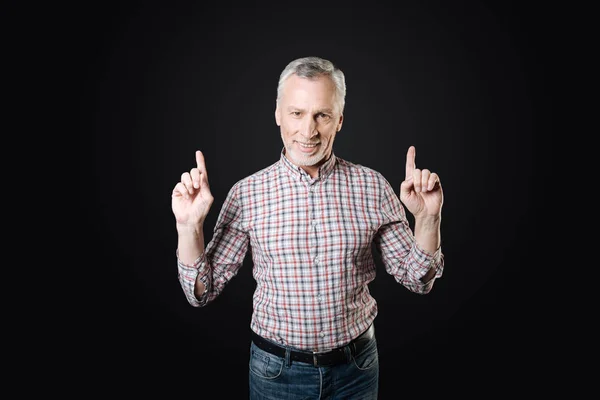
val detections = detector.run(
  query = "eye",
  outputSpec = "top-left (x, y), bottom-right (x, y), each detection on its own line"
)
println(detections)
top-left (290, 111), bottom-right (301, 117)
top-left (317, 113), bottom-right (331, 120)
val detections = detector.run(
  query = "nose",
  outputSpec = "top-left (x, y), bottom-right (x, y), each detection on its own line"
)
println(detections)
top-left (299, 116), bottom-right (317, 139)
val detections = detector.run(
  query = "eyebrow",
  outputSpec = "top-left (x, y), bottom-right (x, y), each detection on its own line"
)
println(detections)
top-left (287, 106), bottom-right (334, 114)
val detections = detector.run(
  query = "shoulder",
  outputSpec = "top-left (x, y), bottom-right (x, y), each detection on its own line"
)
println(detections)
top-left (228, 159), bottom-right (282, 195)
top-left (334, 157), bottom-right (396, 200)
top-left (335, 156), bottom-right (387, 183)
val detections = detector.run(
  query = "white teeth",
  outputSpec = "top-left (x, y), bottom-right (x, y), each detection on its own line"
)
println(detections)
top-left (298, 142), bottom-right (318, 148)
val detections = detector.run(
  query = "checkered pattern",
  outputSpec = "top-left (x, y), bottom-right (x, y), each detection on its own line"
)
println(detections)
top-left (178, 149), bottom-right (443, 352)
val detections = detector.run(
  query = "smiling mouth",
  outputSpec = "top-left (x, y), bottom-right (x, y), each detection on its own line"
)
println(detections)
top-left (296, 141), bottom-right (320, 148)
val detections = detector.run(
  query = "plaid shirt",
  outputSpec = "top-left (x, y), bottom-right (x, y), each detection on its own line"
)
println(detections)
top-left (178, 150), bottom-right (444, 352)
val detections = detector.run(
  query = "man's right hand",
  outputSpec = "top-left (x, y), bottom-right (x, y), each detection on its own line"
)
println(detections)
top-left (171, 150), bottom-right (214, 228)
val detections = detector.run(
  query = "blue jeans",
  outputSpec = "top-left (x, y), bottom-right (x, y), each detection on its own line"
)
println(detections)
top-left (248, 333), bottom-right (379, 399)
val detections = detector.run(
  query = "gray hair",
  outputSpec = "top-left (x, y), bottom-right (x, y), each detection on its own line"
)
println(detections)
top-left (276, 56), bottom-right (346, 113)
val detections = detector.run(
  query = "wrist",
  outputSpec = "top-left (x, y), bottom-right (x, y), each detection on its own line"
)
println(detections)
top-left (176, 222), bottom-right (204, 237)
top-left (414, 215), bottom-right (441, 229)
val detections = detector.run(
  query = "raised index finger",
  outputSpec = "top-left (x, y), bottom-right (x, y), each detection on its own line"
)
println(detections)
top-left (195, 150), bottom-right (208, 178)
top-left (405, 145), bottom-right (416, 179)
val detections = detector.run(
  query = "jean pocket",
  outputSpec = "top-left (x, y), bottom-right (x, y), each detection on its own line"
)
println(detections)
top-left (249, 342), bottom-right (284, 379)
top-left (352, 338), bottom-right (379, 371)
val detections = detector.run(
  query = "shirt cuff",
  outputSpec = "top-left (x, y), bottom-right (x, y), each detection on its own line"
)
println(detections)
top-left (176, 250), bottom-right (210, 301)
top-left (410, 243), bottom-right (444, 280)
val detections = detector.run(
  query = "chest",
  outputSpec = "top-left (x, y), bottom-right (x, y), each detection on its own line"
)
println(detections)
top-left (246, 182), bottom-right (380, 258)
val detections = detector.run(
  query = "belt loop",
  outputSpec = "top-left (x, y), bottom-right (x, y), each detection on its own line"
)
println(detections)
top-left (284, 347), bottom-right (291, 368)
top-left (343, 345), bottom-right (352, 363)
top-left (312, 352), bottom-right (318, 367)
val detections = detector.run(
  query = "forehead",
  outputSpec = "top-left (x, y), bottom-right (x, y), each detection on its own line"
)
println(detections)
top-left (281, 74), bottom-right (337, 108)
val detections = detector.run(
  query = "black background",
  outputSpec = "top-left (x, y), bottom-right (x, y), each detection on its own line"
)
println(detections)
top-left (79, 1), bottom-right (553, 397)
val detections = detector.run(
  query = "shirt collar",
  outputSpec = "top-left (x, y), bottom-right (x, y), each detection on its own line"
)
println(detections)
top-left (279, 147), bottom-right (337, 181)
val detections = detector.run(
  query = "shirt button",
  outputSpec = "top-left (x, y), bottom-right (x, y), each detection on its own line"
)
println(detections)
top-left (320, 331), bottom-right (326, 338)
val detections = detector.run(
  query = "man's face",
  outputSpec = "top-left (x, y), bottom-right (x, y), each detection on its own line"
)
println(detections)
top-left (276, 74), bottom-right (343, 172)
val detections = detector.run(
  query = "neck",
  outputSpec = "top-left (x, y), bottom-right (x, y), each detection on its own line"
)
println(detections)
top-left (283, 151), bottom-right (331, 178)
top-left (301, 165), bottom-right (319, 178)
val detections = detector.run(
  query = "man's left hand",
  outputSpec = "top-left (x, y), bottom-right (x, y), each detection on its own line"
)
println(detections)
top-left (399, 146), bottom-right (444, 219)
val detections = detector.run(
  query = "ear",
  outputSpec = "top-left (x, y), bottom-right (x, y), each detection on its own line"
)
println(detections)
top-left (336, 114), bottom-right (344, 132)
top-left (275, 104), bottom-right (281, 126)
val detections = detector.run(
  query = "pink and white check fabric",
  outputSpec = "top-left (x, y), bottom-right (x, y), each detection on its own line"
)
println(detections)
top-left (178, 150), bottom-right (444, 352)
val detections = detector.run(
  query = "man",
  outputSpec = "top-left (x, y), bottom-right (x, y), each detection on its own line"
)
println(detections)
top-left (172, 56), bottom-right (444, 399)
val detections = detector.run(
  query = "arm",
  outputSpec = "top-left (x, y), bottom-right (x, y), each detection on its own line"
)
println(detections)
top-left (172, 151), bottom-right (249, 307)
top-left (413, 215), bottom-right (441, 283)
top-left (177, 184), bottom-right (249, 307)
top-left (375, 146), bottom-right (445, 293)
top-left (400, 146), bottom-right (444, 287)
top-left (374, 180), bottom-right (444, 294)
top-left (177, 222), bottom-right (207, 299)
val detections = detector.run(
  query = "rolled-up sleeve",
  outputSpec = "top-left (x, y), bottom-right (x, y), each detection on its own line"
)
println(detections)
top-left (177, 252), bottom-right (210, 307)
